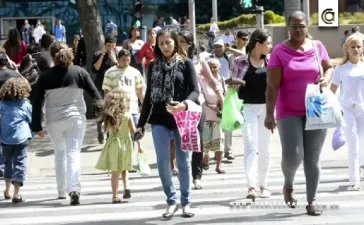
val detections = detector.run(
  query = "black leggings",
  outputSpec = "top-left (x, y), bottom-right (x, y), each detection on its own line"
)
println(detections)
top-left (192, 104), bottom-right (205, 180)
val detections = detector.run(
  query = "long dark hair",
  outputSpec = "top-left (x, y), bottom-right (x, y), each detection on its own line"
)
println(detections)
top-left (5, 28), bottom-right (21, 59)
top-left (128, 26), bottom-right (140, 39)
top-left (245, 29), bottom-right (270, 59)
top-left (178, 30), bottom-right (199, 60)
top-left (154, 28), bottom-right (186, 60)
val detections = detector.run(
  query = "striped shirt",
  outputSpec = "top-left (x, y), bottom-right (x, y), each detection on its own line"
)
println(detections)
top-left (102, 65), bottom-right (144, 114)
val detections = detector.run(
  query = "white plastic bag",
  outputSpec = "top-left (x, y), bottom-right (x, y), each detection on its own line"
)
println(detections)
top-left (305, 84), bottom-right (344, 130)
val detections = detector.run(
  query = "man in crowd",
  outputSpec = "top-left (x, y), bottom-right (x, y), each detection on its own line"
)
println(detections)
top-left (92, 35), bottom-right (118, 144)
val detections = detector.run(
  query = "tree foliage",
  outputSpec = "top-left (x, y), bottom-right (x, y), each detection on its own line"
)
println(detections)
top-left (156, 0), bottom-right (284, 24)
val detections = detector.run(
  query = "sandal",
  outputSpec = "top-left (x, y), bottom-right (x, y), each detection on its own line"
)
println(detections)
top-left (3, 191), bottom-right (11, 200)
top-left (247, 188), bottom-right (256, 201)
top-left (162, 205), bottom-right (179, 218)
top-left (193, 180), bottom-right (203, 190)
top-left (351, 184), bottom-right (361, 191)
top-left (12, 195), bottom-right (25, 203)
top-left (260, 188), bottom-right (271, 198)
top-left (123, 189), bottom-right (131, 199)
top-left (182, 205), bottom-right (195, 218)
top-left (215, 168), bottom-right (226, 174)
top-left (112, 197), bottom-right (122, 203)
top-left (306, 204), bottom-right (322, 216)
top-left (283, 186), bottom-right (297, 208)
top-left (203, 164), bottom-right (209, 171)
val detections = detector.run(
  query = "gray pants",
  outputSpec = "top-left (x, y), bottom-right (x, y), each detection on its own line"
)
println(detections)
top-left (224, 132), bottom-right (233, 153)
top-left (277, 117), bottom-right (327, 203)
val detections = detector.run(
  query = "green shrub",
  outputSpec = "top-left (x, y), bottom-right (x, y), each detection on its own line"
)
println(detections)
top-left (197, 11), bottom-right (284, 31)
top-left (264, 10), bottom-right (275, 24)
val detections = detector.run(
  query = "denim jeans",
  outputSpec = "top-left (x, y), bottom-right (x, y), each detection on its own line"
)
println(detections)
top-left (0, 145), bottom-right (4, 176)
top-left (2, 140), bottom-right (29, 186)
top-left (151, 125), bottom-right (192, 207)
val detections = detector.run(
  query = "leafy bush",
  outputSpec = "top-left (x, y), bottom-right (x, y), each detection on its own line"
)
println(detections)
top-left (197, 11), bottom-right (285, 31)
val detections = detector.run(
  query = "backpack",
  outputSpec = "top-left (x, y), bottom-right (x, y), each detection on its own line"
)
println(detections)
top-left (19, 53), bottom-right (41, 86)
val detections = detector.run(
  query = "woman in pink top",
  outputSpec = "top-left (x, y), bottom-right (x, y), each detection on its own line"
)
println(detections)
top-left (3, 29), bottom-right (27, 66)
top-left (265, 11), bottom-right (333, 216)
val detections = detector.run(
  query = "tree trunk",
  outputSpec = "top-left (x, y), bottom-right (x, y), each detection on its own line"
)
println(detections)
top-left (284, 0), bottom-right (302, 22)
top-left (284, 0), bottom-right (302, 37)
top-left (76, 0), bottom-right (104, 119)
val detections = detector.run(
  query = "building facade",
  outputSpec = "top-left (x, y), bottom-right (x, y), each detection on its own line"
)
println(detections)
top-left (0, 0), bottom-right (188, 44)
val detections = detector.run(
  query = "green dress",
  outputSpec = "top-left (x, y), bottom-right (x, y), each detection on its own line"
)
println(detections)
top-left (95, 114), bottom-right (133, 172)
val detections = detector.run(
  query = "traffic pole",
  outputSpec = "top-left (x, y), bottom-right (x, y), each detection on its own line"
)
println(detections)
top-left (188, 0), bottom-right (197, 45)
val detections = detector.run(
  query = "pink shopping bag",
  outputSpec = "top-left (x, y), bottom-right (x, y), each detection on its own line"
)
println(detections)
top-left (173, 100), bottom-right (202, 152)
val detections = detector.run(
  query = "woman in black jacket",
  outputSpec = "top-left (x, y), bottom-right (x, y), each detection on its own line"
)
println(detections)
top-left (136, 28), bottom-right (199, 218)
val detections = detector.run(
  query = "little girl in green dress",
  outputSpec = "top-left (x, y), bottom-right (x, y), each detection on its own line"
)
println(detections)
top-left (95, 89), bottom-right (142, 203)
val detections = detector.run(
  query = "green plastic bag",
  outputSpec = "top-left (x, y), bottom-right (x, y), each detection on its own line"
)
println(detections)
top-left (137, 152), bottom-right (151, 176)
top-left (221, 88), bottom-right (244, 132)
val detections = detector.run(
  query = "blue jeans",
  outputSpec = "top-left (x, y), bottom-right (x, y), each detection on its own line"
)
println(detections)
top-left (0, 146), bottom-right (4, 176)
top-left (2, 141), bottom-right (29, 186)
top-left (151, 125), bottom-right (192, 206)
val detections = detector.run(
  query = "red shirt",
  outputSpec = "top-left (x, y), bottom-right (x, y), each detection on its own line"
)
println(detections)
top-left (137, 42), bottom-right (155, 69)
top-left (3, 40), bottom-right (27, 65)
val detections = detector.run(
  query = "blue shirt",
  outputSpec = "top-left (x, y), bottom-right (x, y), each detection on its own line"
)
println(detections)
top-left (105, 23), bottom-right (117, 35)
top-left (0, 99), bottom-right (32, 145)
top-left (53, 25), bottom-right (66, 42)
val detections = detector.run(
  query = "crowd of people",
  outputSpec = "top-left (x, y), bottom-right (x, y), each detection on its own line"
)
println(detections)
top-left (0, 9), bottom-right (363, 220)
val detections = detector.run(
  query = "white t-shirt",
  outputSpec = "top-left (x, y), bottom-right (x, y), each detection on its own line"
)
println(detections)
top-left (33, 26), bottom-right (46, 43)
top-left (332, 61), bottom-right (364, 111)
top-left (103, 66), bottom-right (145, 114)
top-left (222, 34), bottom-right (235, 45)
top-left (209, 22), bottom-right (219, 34)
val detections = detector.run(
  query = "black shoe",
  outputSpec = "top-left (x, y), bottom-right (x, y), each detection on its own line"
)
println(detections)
top-left (123, 189), bottom-right (131, 199)
top-left (0, 173), bottom-right (3, 180)
top-left (69, 191), bottom-right (80, 205)
top-left (129, 169), bottom-right (137, 173)
top-left (97, 133), bottom-right (104, 144)
top-left (224, 152), bottom-right (235, 160)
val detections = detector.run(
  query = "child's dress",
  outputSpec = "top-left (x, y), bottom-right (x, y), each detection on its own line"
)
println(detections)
top-left (95, 114), bottom-right (133, 172)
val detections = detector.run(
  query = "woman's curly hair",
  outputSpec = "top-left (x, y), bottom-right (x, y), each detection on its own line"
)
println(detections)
top-left (0, 77), bottom-right (31, 100)
top-left (98, 89), bottom-right (129, 132)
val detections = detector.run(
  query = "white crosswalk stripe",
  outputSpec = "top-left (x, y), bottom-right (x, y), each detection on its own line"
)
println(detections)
top-left (0, 158), bottom-right (363, 225)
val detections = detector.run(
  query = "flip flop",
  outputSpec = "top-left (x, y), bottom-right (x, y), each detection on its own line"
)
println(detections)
top-left (162, 205), bottom-right (179, 218)
top-left (3, 191), bottom-right (10, 200)
top-left (12, 195), bottom-right (25, 203)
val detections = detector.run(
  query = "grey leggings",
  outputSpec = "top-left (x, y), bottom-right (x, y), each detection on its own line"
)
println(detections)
top-left (277, 117), bottom-right (327, 203)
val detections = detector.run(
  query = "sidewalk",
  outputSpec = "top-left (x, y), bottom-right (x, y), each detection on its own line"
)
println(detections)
top-left (27, 119), bottom-right (346, 176)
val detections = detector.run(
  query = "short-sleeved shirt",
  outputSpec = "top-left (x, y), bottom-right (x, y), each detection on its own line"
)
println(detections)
top-left (102, 65), bottom-right (145, 114)
top-left (53, 25), bottom-right (66, 42)
top-left (332, 61), bottom-right (364, 111)
top-left (267, 41), bottom-right (329, 120)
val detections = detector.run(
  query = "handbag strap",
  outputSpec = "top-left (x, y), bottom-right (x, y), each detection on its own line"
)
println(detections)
top-left (312, 40), bottom-right (323, 78)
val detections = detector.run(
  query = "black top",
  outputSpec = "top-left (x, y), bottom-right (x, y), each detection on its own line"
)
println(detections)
top-left (92, 50), bottom-right (118, 90)
top-left (137, 58), bottom-right (199, 130)
top-left (238, 60), bottom-right (267, 104)
top-left (0, 69), bottom-right (21, 87)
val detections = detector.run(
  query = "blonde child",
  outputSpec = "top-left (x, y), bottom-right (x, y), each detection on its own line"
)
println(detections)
top-left (200, 58), bottom-right (226, 174)
top-left (0, 77), bottom-right (32, 203)
top-left (95, 89), bottom-right (142, 203)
